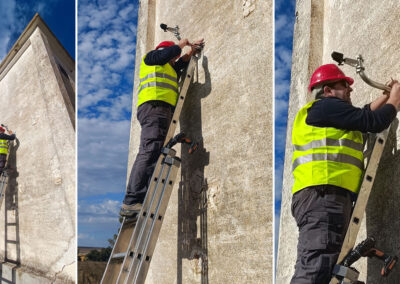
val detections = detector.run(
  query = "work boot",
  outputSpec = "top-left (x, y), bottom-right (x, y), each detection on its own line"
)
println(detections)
top-left (119, 203), bottom-right (142, 218)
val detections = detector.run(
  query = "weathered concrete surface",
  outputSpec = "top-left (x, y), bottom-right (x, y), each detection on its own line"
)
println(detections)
top-left (0, 15), bottom-right (75, 283)
top-left (0, 262), bottom-right (64, 284)
top-left (127, 0), bottom-right (273, 283)
top-left (277, 1), bottom-right (400, 283)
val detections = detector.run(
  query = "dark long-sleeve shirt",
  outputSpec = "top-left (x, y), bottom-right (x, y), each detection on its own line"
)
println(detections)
top-left (306, 97), bottom-right (397, 133)
top-left (144, 45), bottom-right (189, 77)
top-left (0, 133), bottom-right (15, 140)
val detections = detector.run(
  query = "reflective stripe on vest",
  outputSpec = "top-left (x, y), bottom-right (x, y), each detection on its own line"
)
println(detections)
top-left (139, 72), bottom-right (177, 84)
top-left (293, 138), bottom-right (363, 152)
top-left (292, 153), bottom-right (364, 172)
top-left (291, 100), bottom-right (364, 194)
top-left (0, 140), bottom-right (8, 155)
top-left (138, 81), bottom-right (178, 95)
top-left (137, 55), bottom-right (178, 107)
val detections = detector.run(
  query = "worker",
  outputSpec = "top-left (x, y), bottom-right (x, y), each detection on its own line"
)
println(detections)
top-left (120, 37), bottom-right (204, 217)
top-left (290, 64), bottom-right (400, 283)
top-left (0, 126), bottom-right (16, 173)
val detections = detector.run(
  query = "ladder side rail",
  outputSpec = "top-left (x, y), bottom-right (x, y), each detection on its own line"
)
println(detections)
top-left (337, 127), bottom-right (389, 262)
top-left (125, 162), bottom-right (172, 282)
top-left (163, 57), bottom-right (197, 145)
top-left (116, 156), bottom-right (170, 282)
top-left (103, 156), bottom-right (166, 284)
top-left (330, 127), bottom-right (391, 284)
top-left (128, 158), bottom-right (180, 284)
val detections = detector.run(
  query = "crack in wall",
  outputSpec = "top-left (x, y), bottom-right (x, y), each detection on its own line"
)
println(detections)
top-left (50, 260), bottom-right (75, 284)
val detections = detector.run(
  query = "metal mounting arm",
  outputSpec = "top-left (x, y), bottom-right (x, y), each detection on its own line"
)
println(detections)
top-left (160, 23), bottom-right (181, 40)
top-left (331, 52), bottom-right (391, 92)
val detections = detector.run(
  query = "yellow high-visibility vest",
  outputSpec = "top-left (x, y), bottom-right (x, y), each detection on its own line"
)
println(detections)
top-left (0, 139), bottom-right (8, 155)
top-left (292, 100), bottom-right (364, 194)
top-left (137, 55), bottom-right (178, 107)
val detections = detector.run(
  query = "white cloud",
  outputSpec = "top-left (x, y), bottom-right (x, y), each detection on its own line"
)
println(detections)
top-left (78, 233), bottom-right (90, 240)
top-left (275, 98), bottom-right (289, 120)
top-left (275, 14), bottom-right (288, 31)
top-left (79, 199), bottom-right (120, 216)
top-left (119, 4), bottom-right (135, 20)
top-left (78, 199), bottom-right (123, 247)
top-left (275, 7), bottom-right (296, 45)
top-left (275, 124), bottom-right (288, 150)
top-left (78, 117), bottom-right (131, 197)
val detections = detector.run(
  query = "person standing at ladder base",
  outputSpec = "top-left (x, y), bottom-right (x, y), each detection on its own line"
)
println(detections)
top-left (290, 64), bottom-right (400, 284)
top-left (120, 37), bottom-right (204, 217)
top-left (0, 126), bottom-right (16, 173)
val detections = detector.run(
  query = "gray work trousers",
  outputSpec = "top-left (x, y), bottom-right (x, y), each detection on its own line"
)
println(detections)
top-left (123, 102), bottom-right (173, 205)
top-left (0, 154), bottom-right (6, 171)
top-left (290, 185), bottom-right (354, 284)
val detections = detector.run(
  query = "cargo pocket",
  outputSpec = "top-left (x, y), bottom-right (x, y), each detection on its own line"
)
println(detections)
top-left (302, 212), bottom-right (345, 251)
top-left (141, 117), bottom-right (169, 153)
top-left (302, 213), bottom-right (329, 250)
top-left (326, 214), bottom-right (345, 251)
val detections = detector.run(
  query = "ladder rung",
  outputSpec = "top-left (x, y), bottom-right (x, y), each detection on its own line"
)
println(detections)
top-left (112, 252), bottom-right (127, 259)
top-left (6, 240), bottom-right (17, 244)
top-left (4, 259), bottom-right (18, 265)
top-left (124, 217), bottom-right (138, 225)
top-left (6, 223), bottom-right (16, 226)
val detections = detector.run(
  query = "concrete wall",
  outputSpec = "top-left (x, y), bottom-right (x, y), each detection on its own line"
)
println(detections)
top-left (127, 0), bottom-right (273, 283)
top-left (0, 15), bottom-right (75, 283)
top-left (277, 1), bottom-right (400, 283)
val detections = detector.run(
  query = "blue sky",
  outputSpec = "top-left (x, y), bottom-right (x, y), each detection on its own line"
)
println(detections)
top-left (0, 1), bottom-right (74, 61)
top-left (78, 0), bottom-right (139, 247)
top-left (275, 0), bottom-right (295, 254)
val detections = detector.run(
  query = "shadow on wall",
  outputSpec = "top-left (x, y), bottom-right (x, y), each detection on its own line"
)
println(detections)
top-left (177, 55), bottom-right (211, 284)
top-left (0, 138), bottom-right (20, 284)
top-left (366, 118), bottom-right (400, 283)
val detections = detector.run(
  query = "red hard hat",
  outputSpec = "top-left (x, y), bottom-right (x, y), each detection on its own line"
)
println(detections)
top-left (308, 64), bottom-right (354, 91)
top-left (155, 41), bottom-right (175, 50)
top-left (0, 127), bottom-right (4, 133)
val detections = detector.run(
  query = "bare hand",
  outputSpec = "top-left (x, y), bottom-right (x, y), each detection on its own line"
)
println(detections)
top-left (178, 38), bottom-right (190, 49)
top-left (191, 38), bottom-right (204, 52)
top-left (387, 80), bottom-right (400, 109)
top-left (383, 78), bottom-right (397, 95)
top-left (390, 81), bottom-right (400, 98)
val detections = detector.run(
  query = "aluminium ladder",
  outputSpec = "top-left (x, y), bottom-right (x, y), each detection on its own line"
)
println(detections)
top-left (101, 53), bottom-right (200, 284)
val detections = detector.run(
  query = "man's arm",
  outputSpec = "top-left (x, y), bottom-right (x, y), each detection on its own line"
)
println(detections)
top-left (306, 97), bottom-right (396, 133)
top-left (144, 38), bottom-right (193, 66)
top-left (386, 81), bottom-right (400, 109)
top-left (179, 38), bottom-right (204, 62)
top-left (144, 45), bottom-right (182, 66)
top-left (0, 133), bottom-right (15, 140)
top-left (369, 80), bottom-right (400, 111)
top-left (369, 94), bottom-right (390, 111)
